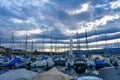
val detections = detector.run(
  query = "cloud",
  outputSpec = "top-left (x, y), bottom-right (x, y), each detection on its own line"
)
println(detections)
top-left (0, 0), bottom-right (120, 51)
top-left (110, 0), bottom-right (120, 9)
top-left (66, 2), bottom-right (90, 15)
top-left (9, 18), bottom-right (24, 23)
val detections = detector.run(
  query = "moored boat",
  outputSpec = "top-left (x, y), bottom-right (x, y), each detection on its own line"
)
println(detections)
top-left (99, 67), bottom-right (120, 80)
top-left (74, 59), bottom-right (87, 74)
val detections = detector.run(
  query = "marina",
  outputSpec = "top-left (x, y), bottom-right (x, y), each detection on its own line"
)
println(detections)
top-left (0, 52), bottom-right (120, 80)
top-left (0, 29), bottom-right (120, 80)
top-left (0, 0), bottom-right (120, 80)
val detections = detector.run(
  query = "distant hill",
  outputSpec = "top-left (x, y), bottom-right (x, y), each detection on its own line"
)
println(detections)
top-left (66, 48), bottom-right (120, 54)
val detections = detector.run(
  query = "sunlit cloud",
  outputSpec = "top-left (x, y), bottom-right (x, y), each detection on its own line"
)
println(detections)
top-left (66, 2), bottom-right (90, 15)
top-left (110, 0), bottom-right (120, 9)
top-left (16, 28), bottom-right (43, 36)
top-left (9, 18), bottom-right (24, 23)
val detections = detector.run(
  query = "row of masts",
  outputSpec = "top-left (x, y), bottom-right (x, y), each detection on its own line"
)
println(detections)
top-left (0, 30), bottom-right (119, 53)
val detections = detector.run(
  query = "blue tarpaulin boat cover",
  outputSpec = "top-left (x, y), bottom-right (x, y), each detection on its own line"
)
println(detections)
top-left (95, 60), bottom-right (106, 65)
top-left (8, 57), bottom-right (21, 65)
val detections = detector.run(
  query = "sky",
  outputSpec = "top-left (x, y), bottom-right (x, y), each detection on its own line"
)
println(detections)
top-left (0, 0), bottom-right (120, 52)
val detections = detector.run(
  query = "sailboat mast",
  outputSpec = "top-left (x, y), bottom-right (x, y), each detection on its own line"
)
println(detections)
top-left (63, 41), bottom-right (67, 56)
top-left (66, 42), bottom-right (68, 55)
top-left (69, 36), bottom-right (73, 56)
top-left (76, 31), bottom-right (80, 54)
top-left (117, 40), bottom-right (120, 53)
top-left (25, 32), bottom-right (28, 52)
top-left (117, 40), bottom-right (119, 48)
top-left (12, 32), bottom-right (14, 49)
top-left (64, 41), bottom-right (66, 52)
top-left (42, 33), bottom-right (45, 52)
top-left (51, 32), bottom-right (53, 56)
top-left (20, 40), bottom-right (21, 50)
top-left (31, 40), bottom-right (33, 52)
top-left (76, 31), bottom-right (78, 53)
top-left (55, 37), bottom-right (57, 54)
top-left (0, 36), bottom-right (1, 46)
top-left (58, 40), bottom-right (60, 58)
top-left (105, 33), bottom-right (108, 53)
top-left (95, 30), bottom-right (98, 53)
top-left (11, 32), bottom-right (15, 53)
top-left (85, 29), bottom-right (89, 54)
top-left (57, 39), bottom-right (60, 54)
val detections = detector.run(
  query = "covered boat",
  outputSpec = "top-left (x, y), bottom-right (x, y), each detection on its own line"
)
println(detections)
top-left (34, 67), bottom-right (70, 80)
top-left (31, 59), bottom-right (47, 68)
top-left (8, 57), bottom-right (21, 66)
top-left (86, 59), bottom-right (95, 69)
top-left (74, 59), bottom-right (87, 74)
top-left (99, 67), bottom-right (120, 80)
top-left (0, 68), bottom-right (37, 80)
top-left (95, 60), bottom-right (106, 69)
top-left (54, 57), bottom-right (67, 66)
top-left (65, 61), bottom-right (74, 69)
top-left (31, 57), bottom-right (54, 69)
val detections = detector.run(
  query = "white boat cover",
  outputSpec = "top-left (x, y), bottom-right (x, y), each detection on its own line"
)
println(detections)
top-left (47, 58), bottom-right (54, 67)
top-left (86, 60), bottom-right (95, 67)
top-left (34, 67), bottom-right (70, 80)
top-left (77, 76), bottom-right (102, 80)
top-left (66, 60), bottom-right (74, 67)
top-left (0, 68), bottom-right (37, 80)
top-left (32, 59), bottom-right (47, 67)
